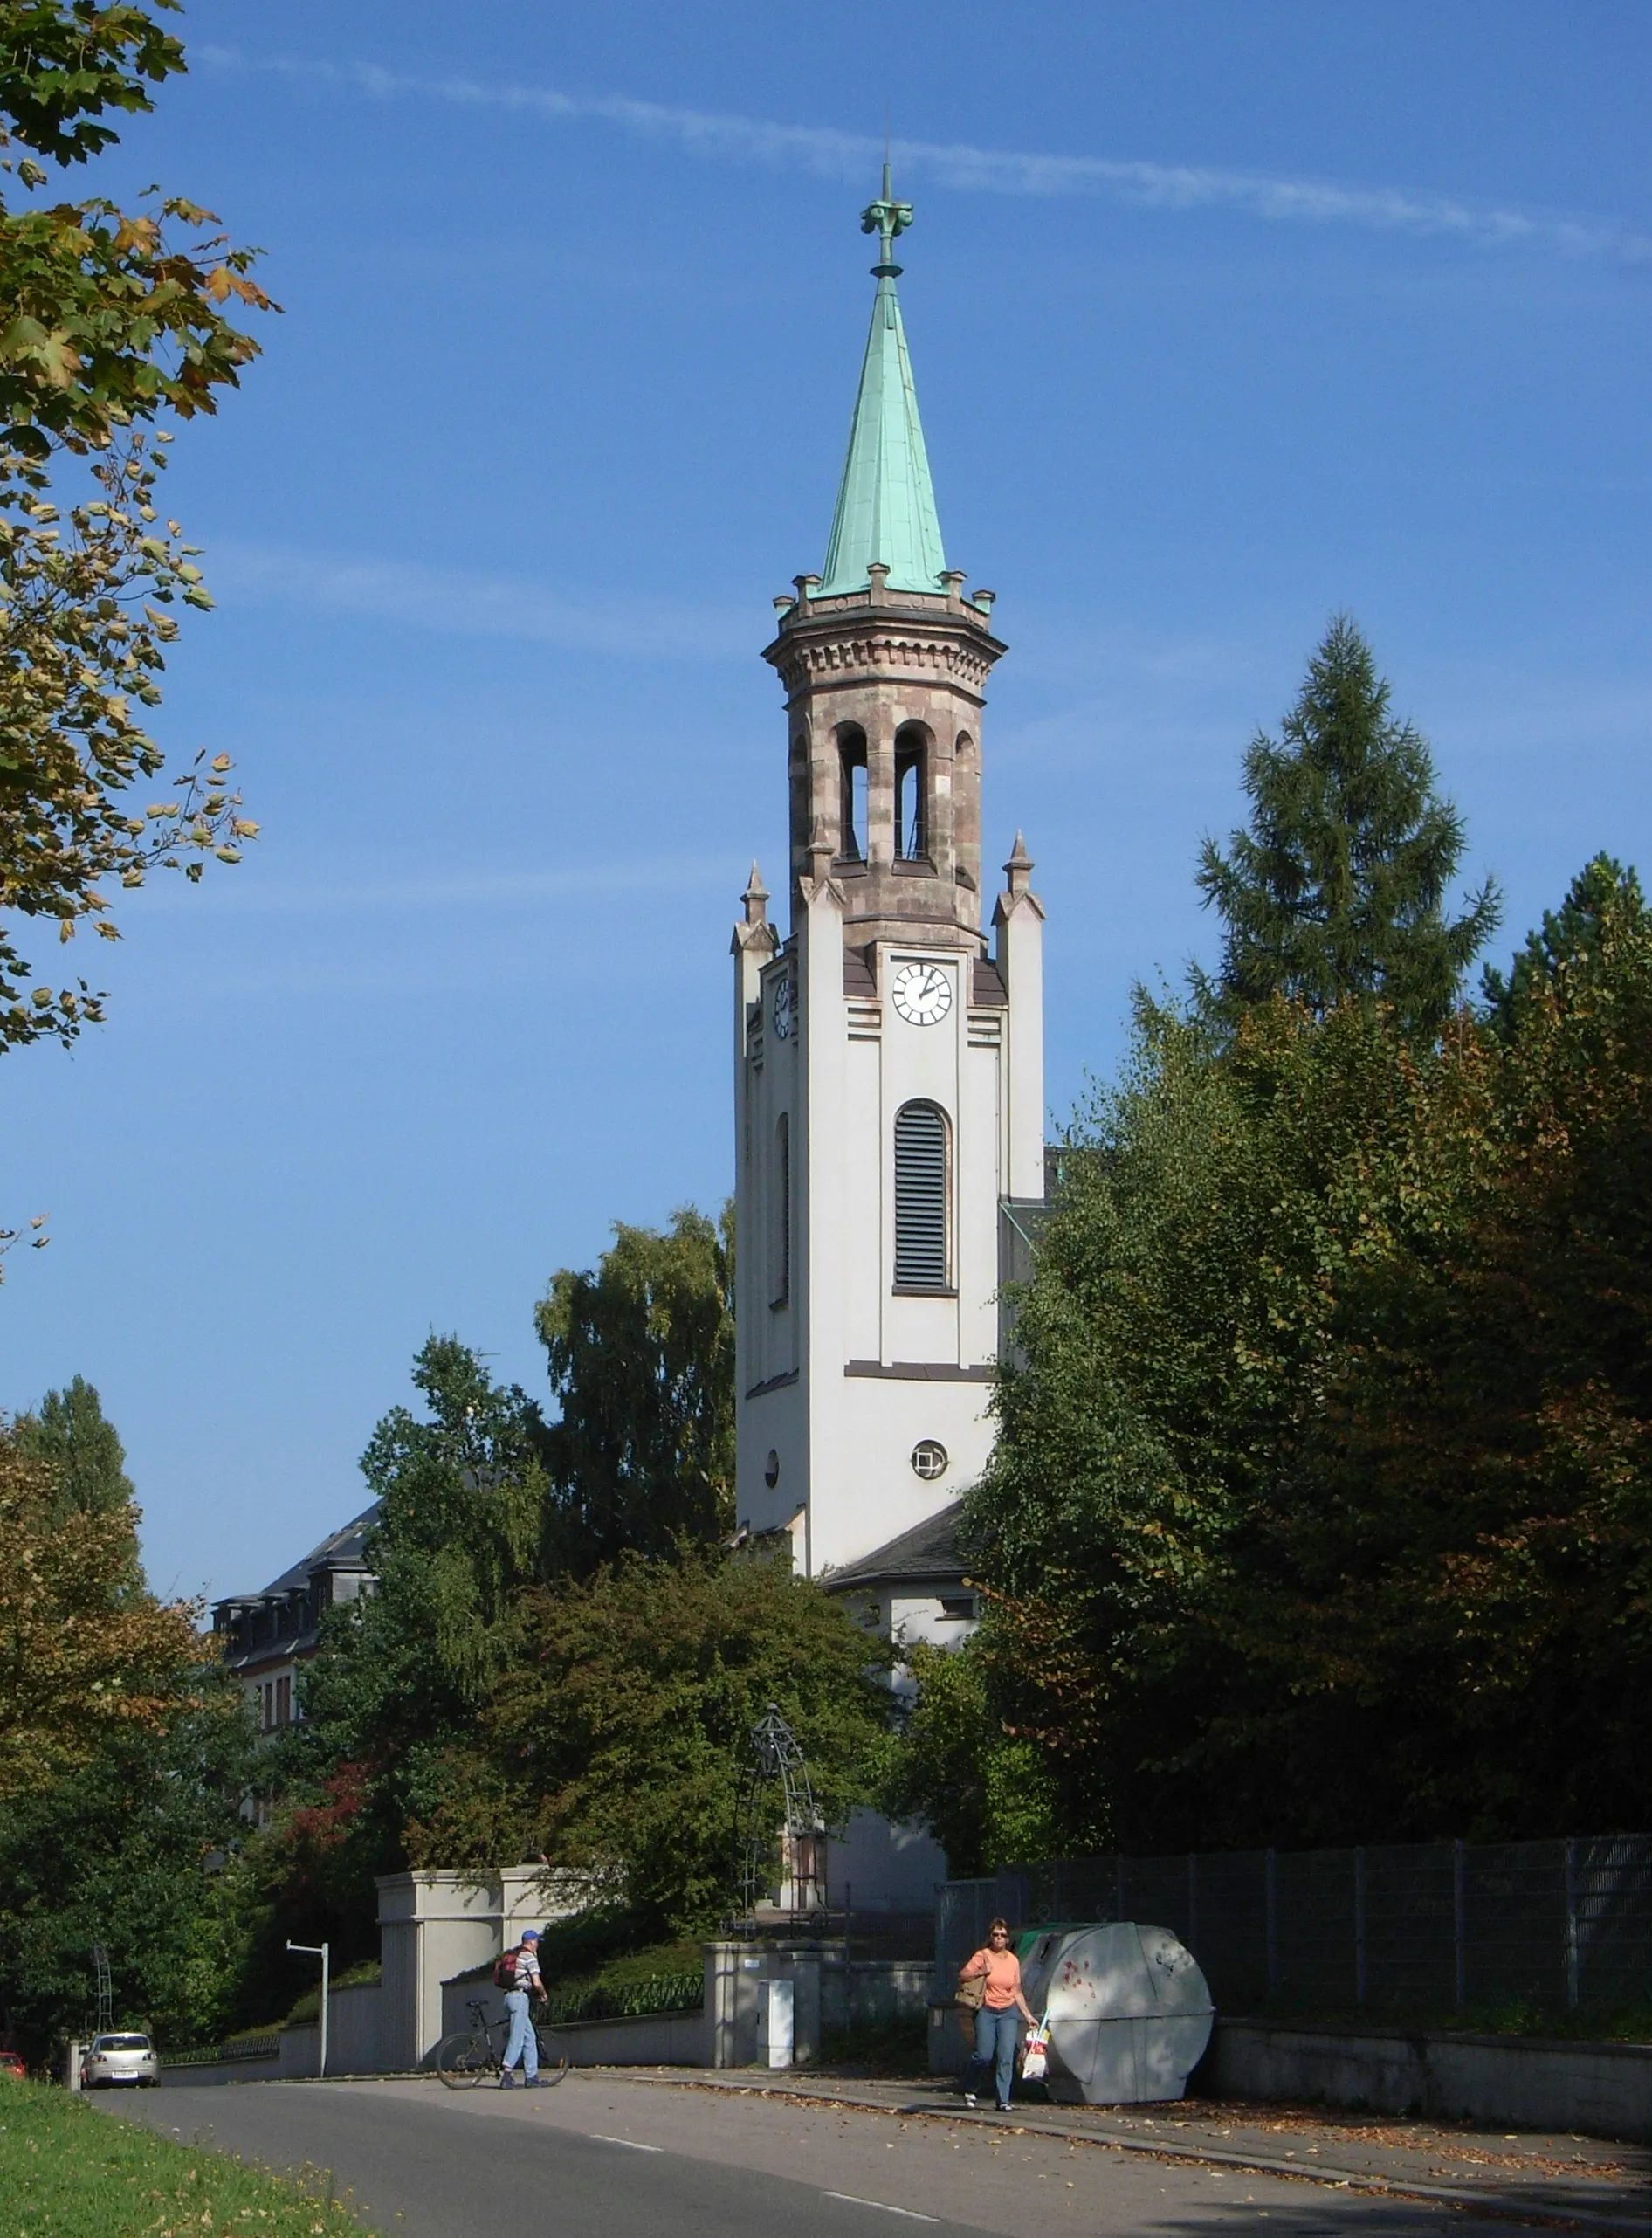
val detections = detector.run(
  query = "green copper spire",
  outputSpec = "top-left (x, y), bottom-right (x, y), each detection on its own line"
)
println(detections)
top-left (817, 167), bottom-right (946, 597)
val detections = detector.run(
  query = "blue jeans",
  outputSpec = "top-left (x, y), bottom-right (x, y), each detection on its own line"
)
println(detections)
top-left (964, 2004), bottom-right (1019, 2106)
top-left (502, 1988), bottom-right (539, 2079)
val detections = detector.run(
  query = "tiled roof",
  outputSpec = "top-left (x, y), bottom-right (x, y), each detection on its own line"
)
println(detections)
top-left (971, 957), bottom-right (1008, 1006)
top-left (823, 1500), bottom-right (970, 1592)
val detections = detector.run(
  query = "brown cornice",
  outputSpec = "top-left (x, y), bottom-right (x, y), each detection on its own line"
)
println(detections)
top-left (762, 589), bottom-right (1005, 705)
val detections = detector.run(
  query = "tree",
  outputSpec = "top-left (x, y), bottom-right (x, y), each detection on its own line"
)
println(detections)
top-left (0, 2), bottom-right (272, 1049)
top-left (13, 1371), bottom-right (137, 1601)
top-left (0, 1668), bottom-right (254, 2056)
top-left (874, 1638), bottom-right (1057, 1877)
top-left (1194, 616), bottom-right (1499, 1042)
top-left (0, 1418), bottom-right (204, 1798)
top-left (967, 856), bottom-right (1652, 1850)
top-left (0, 3), bottom-right (269, 456)
top-left (1482, 851), bottom-right (1642, 1036)
top-left (14, 1370), bottom-right (132, 1518)
top-left (1245, 859), bottom-right (1652, 1839)
top-left (476, 1550), bottom-right (893, 1936)
top-left (536, 1203), bottom-right (735, 1571)
top-left (290, 1339), bottom-right (549, 1886)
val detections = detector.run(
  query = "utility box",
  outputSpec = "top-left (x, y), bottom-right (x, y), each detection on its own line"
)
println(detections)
top-left (1020, 1923), bottom-right (1213, 2105)
top-left (757, 1978), bottom-right (795, 2069)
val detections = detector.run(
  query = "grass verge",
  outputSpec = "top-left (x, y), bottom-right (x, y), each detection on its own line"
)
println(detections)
top-left (0, 2080), bottom-right (375, 2236)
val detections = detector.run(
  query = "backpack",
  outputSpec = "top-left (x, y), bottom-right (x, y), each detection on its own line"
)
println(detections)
top-left (492, 1945), bottom-right (522, 1993)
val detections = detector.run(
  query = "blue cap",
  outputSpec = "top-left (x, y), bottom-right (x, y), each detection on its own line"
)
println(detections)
top-left (520, 1928), bottom-right (540, 1943)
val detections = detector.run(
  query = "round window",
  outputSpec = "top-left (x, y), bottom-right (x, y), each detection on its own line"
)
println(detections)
top-left (911, 1439), bottom-right (948, 1482)
top-left (764, 1450), bottom-right (781, 1489)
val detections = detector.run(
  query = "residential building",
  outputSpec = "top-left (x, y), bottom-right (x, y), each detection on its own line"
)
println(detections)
top-left (211, 1503), bottom-right (380, 1737)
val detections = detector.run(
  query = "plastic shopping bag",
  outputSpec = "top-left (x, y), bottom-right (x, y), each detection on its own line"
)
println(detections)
top-left (1020, 2021), bottom-right (1050, 2083)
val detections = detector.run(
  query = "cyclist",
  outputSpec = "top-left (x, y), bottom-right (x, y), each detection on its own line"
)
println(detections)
top-left (500, 1927), bottom-right (548, 2088)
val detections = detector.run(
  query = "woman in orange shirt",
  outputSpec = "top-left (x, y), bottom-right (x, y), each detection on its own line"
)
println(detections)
top-left (956, 1916), bottom-right (1036, 2110)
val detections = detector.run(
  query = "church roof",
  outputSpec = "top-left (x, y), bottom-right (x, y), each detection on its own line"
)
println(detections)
top-left (823, 1499), bottom-right (970, 1593)
top-left (817, 171), bottom-right (946, 598)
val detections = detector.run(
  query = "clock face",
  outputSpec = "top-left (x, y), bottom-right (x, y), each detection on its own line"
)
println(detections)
top-left (891, 961), bottom-right (953, 1027)
top-left (772, 974), bottom-right (794, 1040)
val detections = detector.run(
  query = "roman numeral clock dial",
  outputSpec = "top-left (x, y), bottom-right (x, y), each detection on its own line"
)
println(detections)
top-left (890, 961), bottom-right (953, 1026)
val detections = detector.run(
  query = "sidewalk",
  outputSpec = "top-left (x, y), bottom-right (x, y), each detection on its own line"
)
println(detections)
top-left (618, 2067), bottom-right (1652, 2232)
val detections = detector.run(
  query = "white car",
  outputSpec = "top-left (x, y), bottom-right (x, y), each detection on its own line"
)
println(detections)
top-left (82, 2032), bottom-right (159, 2089)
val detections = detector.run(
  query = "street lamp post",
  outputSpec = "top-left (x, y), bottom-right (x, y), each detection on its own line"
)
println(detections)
top-left (286, 1939), bottom-right (330, 2078)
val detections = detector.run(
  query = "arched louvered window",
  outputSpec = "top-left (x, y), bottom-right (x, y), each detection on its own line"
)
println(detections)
top-left (894, 1099), bottom-right (949, 1289)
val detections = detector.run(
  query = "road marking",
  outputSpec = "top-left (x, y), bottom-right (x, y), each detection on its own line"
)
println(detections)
top-left (822, 2193), bottom-right (938, 2221)
top-left (592, 2134), bottom-right (663, 2152)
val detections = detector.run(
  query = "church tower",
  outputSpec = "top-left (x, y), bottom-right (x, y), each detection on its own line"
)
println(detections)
top-left (733, 175), bottom-right (1045, 1580)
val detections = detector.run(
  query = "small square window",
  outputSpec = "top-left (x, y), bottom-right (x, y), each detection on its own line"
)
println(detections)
top-left (938, 1594), bottom-right (977, 1623)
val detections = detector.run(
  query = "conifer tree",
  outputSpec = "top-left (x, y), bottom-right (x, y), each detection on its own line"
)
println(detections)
top-left (1194, 616), bottom-right (1500, 1041)
top-left (1481, 852), bottom-right (1643, 1037)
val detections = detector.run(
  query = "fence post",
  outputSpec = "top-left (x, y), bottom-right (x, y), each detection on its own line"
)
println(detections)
top-left (1187, 1853), bottom-right (1198, 1951)
top-left (1353, 1848), bottom-right (1367, 2009)
top-left (1565, 1838), bottom-right (1580, 2011)
top-left (1453, 1840), bottom-right (1467, 2014)
top-left (1265, 1849), bottom-right (1278, 2001)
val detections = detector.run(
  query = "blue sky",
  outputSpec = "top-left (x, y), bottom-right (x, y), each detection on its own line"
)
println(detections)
top-left (5, 0), bottom-right (1649, 1599)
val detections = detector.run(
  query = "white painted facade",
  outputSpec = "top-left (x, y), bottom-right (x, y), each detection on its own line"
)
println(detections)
top-left (732, 584), bottom-right (1045, 1581)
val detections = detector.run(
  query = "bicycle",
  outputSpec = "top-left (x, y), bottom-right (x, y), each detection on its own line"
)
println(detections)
top-left (436, 1996), bottom-right (570, 2089)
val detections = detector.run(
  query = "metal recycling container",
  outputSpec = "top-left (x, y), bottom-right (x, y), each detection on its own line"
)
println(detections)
top-left (1019, 1922), bottom-right (1214, 2105)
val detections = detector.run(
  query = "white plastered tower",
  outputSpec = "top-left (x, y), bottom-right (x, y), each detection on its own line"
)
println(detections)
top-left (732, 176), bottom-right (1045, 1580)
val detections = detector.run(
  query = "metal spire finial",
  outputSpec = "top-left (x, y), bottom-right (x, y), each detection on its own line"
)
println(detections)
top-left (860, 159), bottom-right (912, 279)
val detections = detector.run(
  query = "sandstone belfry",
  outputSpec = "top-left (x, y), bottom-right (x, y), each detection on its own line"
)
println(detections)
top-left (733, 170), bottom-right (1046, 1580)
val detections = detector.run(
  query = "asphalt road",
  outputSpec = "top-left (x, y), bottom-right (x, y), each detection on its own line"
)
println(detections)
top-left (105, 2072), bottom-right (1478, 2238)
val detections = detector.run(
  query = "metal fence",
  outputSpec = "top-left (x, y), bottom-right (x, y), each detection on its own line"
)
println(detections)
top-left (937, 1833), bottom-right (1652, 2020)
top-left (163, 2031), bottom-right (281, 2069)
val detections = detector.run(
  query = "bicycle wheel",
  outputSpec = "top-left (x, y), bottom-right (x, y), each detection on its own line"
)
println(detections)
top-left (533, 2028), bottom-right (569, 2084)
top-left (436, 2030), bottom-right (494, 2089)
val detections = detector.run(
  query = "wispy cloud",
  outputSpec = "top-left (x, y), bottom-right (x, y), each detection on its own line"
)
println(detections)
top-left (210, 541), bottom-right (750, 661)
top-left (145, 857), bottom-right (733, 918)
top-left (200, 47), bottom-right (1652, 267)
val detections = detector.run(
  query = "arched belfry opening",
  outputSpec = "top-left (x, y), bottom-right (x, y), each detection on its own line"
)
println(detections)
top-left (837, 725), bottom-right (868, 862)
top-left (894, 723), bottom-right (929, 863)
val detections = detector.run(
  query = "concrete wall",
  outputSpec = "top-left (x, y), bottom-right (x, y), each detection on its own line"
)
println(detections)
top-left (825, 1808), bottom-right (948, 1916)
top-left (705, 1941), bottom-right (930, 2067)
top-left (377, 1866), bottom-right (586, 2070)
top-left (439, 1971), bottom-right (708, 2068)
top-left (274, 1983), bottom-right (386, 2077)
top-left (547, 2010), bottom-right (709, 2066)
top-left (1203, 2019), bottom-right (1652, 2146)
top-left (161, 2055), bottom-right (284, 2088)
top-left (439, 1943), bottom-right (929, 2072)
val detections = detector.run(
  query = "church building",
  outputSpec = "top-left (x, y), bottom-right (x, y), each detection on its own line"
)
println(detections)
top-left (733, 175), bottom-right (1046, 1612)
